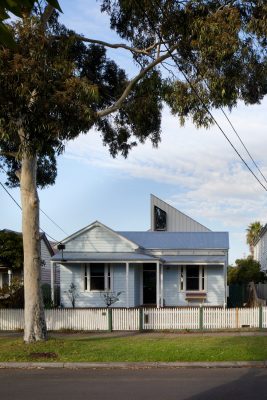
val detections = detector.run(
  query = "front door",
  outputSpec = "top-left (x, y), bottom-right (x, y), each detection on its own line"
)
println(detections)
top-left (143, 264), bottom-right (156, 305)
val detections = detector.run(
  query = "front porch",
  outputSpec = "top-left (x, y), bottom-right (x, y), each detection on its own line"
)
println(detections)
top-left (52, 255), bottom-right (226, 308)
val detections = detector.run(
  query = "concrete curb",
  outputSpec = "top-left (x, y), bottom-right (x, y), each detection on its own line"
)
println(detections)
top-left (0, 361), bottom-right (266, 369)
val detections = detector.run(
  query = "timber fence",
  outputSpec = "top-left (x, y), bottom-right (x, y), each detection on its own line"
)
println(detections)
top-left (0, 307), bottom-right (266, 332)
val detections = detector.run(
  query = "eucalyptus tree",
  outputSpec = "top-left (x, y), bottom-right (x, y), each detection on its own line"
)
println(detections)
top-left (1, 1), bottom-right (267, 342)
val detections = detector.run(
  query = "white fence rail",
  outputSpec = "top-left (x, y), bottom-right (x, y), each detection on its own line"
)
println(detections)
top-left (0, 307), bottom-right (266, 331)
top-left (143, 307), bottom-right (199, 330)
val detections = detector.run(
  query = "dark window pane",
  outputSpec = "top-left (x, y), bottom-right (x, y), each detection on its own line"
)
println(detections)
top-left (186, 278), bottom-right (199, 291)
top-left (154, 206), bottom-right (167, 231)
top-left (90, 264), bottom-right (105, 276)
top-left (90, 277), bottom-right (105, 291)
top-left (90, 264), bottom-right (105, 291)
top-left (186, 265), bottom-right (199, 291)
top-left (187, 265), bottom-right (199, 277)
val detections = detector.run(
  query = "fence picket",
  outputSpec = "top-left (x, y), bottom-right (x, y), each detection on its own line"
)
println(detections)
top-left (0, 307), bottom-right (266, 331)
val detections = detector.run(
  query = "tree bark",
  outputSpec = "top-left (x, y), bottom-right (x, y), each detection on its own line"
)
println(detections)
top-left (20, 152), bottom-right (47, 342)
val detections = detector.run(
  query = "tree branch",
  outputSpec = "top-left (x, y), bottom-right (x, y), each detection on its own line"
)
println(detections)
top-left (0, 151), bottom-right (17, 158)
top-left (40, 4), bottom-right (54, 29)
top-left (74, 35), bottom-right (159, 55)
top-left (96, 45), bottom-right (178, 118)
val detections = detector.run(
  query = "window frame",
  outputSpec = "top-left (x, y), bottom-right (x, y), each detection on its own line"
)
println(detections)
top-left (83, 263), bottom-right (112, 292)
top-left (154, 206), bottom-right (167, 231)
top-left (180, 265), bottom-right (206, 292)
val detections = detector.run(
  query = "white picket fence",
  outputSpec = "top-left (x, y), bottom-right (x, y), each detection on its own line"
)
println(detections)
top-left (0, 307), bottom-right (266, 331)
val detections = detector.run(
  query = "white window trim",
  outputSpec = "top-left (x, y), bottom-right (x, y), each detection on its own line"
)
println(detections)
top-left (82, 263), bottom-right (113, 292)
top-left (179, 265), bottom-right (207, 292)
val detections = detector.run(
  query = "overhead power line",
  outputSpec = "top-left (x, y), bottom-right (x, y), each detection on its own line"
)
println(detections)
top-left (0, 165), bottom-right (68, 237)
top-left (0, 179), bottom-right (60, 243)
top-left (137, 0), bottom-right (267, 192)
top-left (220, 108), bottom-right (267, 185)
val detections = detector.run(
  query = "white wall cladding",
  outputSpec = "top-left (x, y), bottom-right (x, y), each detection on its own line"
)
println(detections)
top-left (254, 232), bottom-right (267, 271)
top-left (60, 263), bottom-right (129, 308)
top-left (60, 263), bottom-right (226, 307)
top-left (0, 307), bottom-right (264, 331)
top-left (134, 265), bottom-right (141, 306)
top-left (65, 224), bottom-right (137, 253)
top-left (40, 239), bottom-right (53, 285)
top-left (150, 194), bottom-right (210, 232)
top-left (163, 265), bottom-right (225, 307)
top-left (206, 266), bottom-right (225, 305)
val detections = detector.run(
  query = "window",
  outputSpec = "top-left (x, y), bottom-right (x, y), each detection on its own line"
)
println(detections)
top-left (84, 264), bottom-right (112, 291)
top-left (154, 206), bottom-right (167, 231)
top-left (180, 265), bottom-right (206, 291)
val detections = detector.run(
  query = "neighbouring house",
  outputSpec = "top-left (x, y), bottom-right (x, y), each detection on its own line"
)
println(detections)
top-left (0, 229), bottom-right (56, 288)
top-left (51, 195), bottom-right (229, 308)
top-left (254, 225), bottom-right (267, 272)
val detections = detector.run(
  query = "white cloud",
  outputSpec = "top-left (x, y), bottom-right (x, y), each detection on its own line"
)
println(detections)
top-left (65, 100), bottom-right (267, 248)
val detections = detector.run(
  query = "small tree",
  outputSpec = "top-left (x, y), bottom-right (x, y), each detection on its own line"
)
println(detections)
top-left (65, 283), bottom-right (79, 308)
top-left (101, 291), bottom-right (123, 308)
top-left (0, 277), bottom-right (24, 308)
top-left (228, 257), bottom-right (266, 285)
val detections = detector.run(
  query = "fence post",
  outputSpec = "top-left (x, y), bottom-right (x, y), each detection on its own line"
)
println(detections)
top-left (108, 308), bottom-right (113, 332)
top-left (139, 308), bottom-right (143, 332)
top-left (259, 305), bottom-right (263, 330)
top-left (236, 308), bottom-right (239, 329)
top-left (199, 306), bottom-right (203, 331)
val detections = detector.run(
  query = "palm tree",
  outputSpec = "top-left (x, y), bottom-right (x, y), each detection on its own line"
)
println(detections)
top-left (246, 221), bottom-right (263, 258)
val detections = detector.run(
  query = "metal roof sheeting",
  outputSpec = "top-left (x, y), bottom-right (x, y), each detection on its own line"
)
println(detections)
top-left (117, 231), bottom-right (229, 250)
top-left (52, 252), bottom-right (158, 262)
top-left (161, 255), bottom-right (226, 263)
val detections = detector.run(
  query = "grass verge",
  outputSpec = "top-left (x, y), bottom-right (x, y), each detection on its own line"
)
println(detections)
top-left (0, 333), bottom-right (266, 362)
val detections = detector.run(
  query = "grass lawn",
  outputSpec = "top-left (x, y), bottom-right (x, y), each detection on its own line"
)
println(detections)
top-left (0, 333), bottom-right (267, 362)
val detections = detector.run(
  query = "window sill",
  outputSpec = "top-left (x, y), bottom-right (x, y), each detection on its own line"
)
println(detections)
top-left (185, 291), bottom-right (207, 300)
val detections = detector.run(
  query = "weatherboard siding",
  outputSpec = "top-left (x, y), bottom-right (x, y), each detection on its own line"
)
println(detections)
top-left (134, 265), bottom-right (141, 306)
top-left (255, 233), bottom-right (267, 271)
top-left (60, 263), bottom-right (137, 308)
top-left (60, 263), bottom-right (225, 308)
top-left (40, 238), bottom-right (55, 285)
top-left (163, 265), bottom-right (225, 306)
top-left (206, 265), bottom-right (225, 305)
top-left (64, 225), bottom-right (137, 253)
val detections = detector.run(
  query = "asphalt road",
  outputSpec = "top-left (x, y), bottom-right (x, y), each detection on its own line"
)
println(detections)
top-left (0, 368), bottom-right (266, 400)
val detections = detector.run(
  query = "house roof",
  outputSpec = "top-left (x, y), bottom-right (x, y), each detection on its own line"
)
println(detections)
top-left (52, 252), bottom-right (158, 262)
top-left (161, 255), bottom-right (226, 264)
top-left (52, 252), bottom-right (226, 264)
top-left (0, 229), bottom-right (54, 256)
top-left (117, 231), bottom-right (229, 250)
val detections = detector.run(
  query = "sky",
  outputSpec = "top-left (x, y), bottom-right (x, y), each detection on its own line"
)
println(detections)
top-left (1, 0), bottom-right (267, 264)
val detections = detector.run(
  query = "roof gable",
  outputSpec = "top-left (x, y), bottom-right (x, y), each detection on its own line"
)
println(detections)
top-left (61, 221), bottom-right (139, 253)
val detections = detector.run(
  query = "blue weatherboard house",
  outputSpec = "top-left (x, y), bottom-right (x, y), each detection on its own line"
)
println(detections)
top-left (51, 195), bottom-right (229, 308)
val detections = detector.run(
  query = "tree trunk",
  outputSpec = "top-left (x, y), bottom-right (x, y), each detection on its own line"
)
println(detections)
top-left (20, 152), bottom-right (47, 342)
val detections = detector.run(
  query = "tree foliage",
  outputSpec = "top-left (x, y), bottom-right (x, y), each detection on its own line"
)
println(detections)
top-left (0, 230), bottom-right (23, 270)
top-left (101, 0), bottom-right (267, 126)
top-left (0, 0), bottom-right (61, 47)
top-left (228, 257), bottom-right (266, 285)
top-left (0, 277), bottom-right (24, 308)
